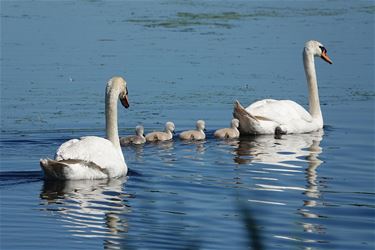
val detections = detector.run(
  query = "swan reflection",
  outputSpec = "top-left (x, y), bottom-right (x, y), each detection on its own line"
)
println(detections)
top-left (233, 130), bottom-right (325, 244)
top-left (234, 130), bottom-right (323, 168)
top-left (234, 130), bottom-right (323, 196)
top-left (40, 177), bottom-right (130, 243)
top-left (180, 140), bottom-right (207, 164)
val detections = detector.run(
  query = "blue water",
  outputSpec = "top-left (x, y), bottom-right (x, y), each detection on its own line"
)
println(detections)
top-left (1, 1), bottom-right (374, 249)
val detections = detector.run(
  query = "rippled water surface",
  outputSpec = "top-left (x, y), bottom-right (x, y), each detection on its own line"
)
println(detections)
top-left (1, 1), bottom-right (374, 249)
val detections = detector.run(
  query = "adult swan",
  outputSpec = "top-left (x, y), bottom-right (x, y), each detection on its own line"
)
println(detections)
top-left (40, 76), bottom-right (130, 180)
top-left (233, 40), bottom-right (333, 135)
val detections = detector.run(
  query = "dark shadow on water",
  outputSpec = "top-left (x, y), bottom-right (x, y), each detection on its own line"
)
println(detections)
top-left (0, 168), bottom-right (141, 186)
top-left (0, 170), bottom-right (43, 186)
top-left (238, 201), bottom-right (265, 250)
top-left (127, 168), bottom-right (142, 177)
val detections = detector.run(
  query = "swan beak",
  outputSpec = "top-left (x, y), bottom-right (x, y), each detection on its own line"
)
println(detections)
top-left (120, 93), bottom-right (130, 109)
top-left (321, 50), bottom-right (333, 64)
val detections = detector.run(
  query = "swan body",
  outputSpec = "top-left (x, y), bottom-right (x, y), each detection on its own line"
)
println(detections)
top-left (40, 76), bottom-right (130, 180)
top-left (214, 118), bottom-right (240, 139)
top-left (234, 99), bottom-right (318, 134)
top-left (233, 40), bottom-right (332, 135)
top-left (145, 122), bottom-right (175, 142)
top-left (120, 125), bottom-right (146, 146)
top-left (179, 120), bottom-right (206, 140)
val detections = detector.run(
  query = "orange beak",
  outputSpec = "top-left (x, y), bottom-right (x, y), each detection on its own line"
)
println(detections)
top-left (321, 50), bottom-right (333, 64)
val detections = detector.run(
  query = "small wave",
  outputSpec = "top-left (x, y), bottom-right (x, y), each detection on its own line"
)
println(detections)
top-left (0, 170), bottom-right (43, 187)
top-left (0, 170), bottom-right (43, 179)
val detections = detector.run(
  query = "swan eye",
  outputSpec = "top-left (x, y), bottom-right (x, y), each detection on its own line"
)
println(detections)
top-left (319, 46), bottom-right (327, 54)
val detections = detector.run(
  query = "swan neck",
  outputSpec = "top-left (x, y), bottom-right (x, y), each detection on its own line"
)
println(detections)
top-left (303, 51), bottom-right (322, 121)
top-left (105, 86), bottom-right (121, 149)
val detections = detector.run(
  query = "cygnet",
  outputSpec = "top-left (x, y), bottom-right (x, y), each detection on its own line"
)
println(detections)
top-left (179, 120), bottom-right (206, 141)
top-left (120, 125), bottom-right (146, 146)
top-left (214, 119), bottom-right (240, 139)
top-left (145, 121), bottom-right (175, 142)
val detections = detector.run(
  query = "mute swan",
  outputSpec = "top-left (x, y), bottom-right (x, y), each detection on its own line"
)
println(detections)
top-left (233, 40), bottom-right (333, 135)
top-left (179, 120), bottom-right (206, 140)
top-left (120, 125), bottom-right (146, 146)
top-left (145, 121), bottom-right (175, 142)
top-left (214, 118), bottom-right (240, 139)
top-left (40, 76), bottom-right (130, 180)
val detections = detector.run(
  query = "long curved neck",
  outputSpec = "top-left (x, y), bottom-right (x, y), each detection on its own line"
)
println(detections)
top-left (105, 85), bottom-right (121, 149)
top-left (303, 50), bottom-right (322, 122)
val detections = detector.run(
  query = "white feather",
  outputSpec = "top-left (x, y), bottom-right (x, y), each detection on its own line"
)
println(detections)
top-left (40, 76), bottom-right (129, 180)
top-left (234, 40), bottom-right (332, 135)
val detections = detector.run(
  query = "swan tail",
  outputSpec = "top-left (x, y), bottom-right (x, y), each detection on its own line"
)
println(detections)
top-left (233, 100), bottom-right (260, 135)
top-left (40, 158), bottom-right (69, 180)
top-left (40, 158), bottom-right (108, 180)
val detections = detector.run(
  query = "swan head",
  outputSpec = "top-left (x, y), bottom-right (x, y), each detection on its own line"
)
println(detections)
top-left (165, 121), bottom-right (175, 133)
top-left (107, 76), bottom-right (130, 108)
top-left (304, 40), bottom-right (333, 64)
top-left (135, 125), bottom-right (145, 136)
top-left (196, 120), bottom-right (206, 131)
top-left (231, 118), bottom-right (240, 129)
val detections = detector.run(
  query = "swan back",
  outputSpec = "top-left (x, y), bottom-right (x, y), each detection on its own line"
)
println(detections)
top-left (43, 136), bottom-right (127, 179)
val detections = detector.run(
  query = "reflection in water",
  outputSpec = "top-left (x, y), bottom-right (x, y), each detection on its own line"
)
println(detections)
top-left (234, 130), bottom-right (323, 168)
top-left (233, 130), bottom-right (325, 245)
top-left (181, 140), bottom-right (207, 154)
top-left (131, 144), bottom-right (145, 161)
top-left (180, 140), bottom-right (207, 161)
top-left (40, 177), bottom-right (130, 248)
top-left (152, 140), bottom-right (177, 166)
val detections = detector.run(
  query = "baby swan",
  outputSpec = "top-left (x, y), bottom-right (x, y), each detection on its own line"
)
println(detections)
top-left (214, 119), bottom-right (240, 139)
top-left (120, 125), bottom-right (146, 146)
top-left (179, 120), bottom-right (206, 141)
top-left (145, 121), bottom-right (175, 142)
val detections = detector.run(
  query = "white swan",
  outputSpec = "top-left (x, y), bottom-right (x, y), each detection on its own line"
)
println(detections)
top-left (233, 40), bottom-right (333, 135)
top-left (120, 125), bottom-right (146, 146)
top-left (179, 120), bottom-right (206, 140)
top-left (214, 118), bottom-right (240, 139)
top-left (145, 121), bottom-right (175, 142)
top-left (40, 76), bottom-right (130, 180)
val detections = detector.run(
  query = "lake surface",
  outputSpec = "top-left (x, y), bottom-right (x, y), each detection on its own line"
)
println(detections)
top-left (1, 1), bottom-right (374, 249)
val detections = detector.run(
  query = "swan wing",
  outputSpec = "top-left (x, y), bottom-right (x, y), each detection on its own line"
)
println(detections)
top-left (55, 136), bottom-right (126, 175)
top-left (247, 99), bottom-right (313, 124)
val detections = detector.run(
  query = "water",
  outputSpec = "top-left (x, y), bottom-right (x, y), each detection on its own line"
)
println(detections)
top-left (1, 0), bottom-right (374, 249)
